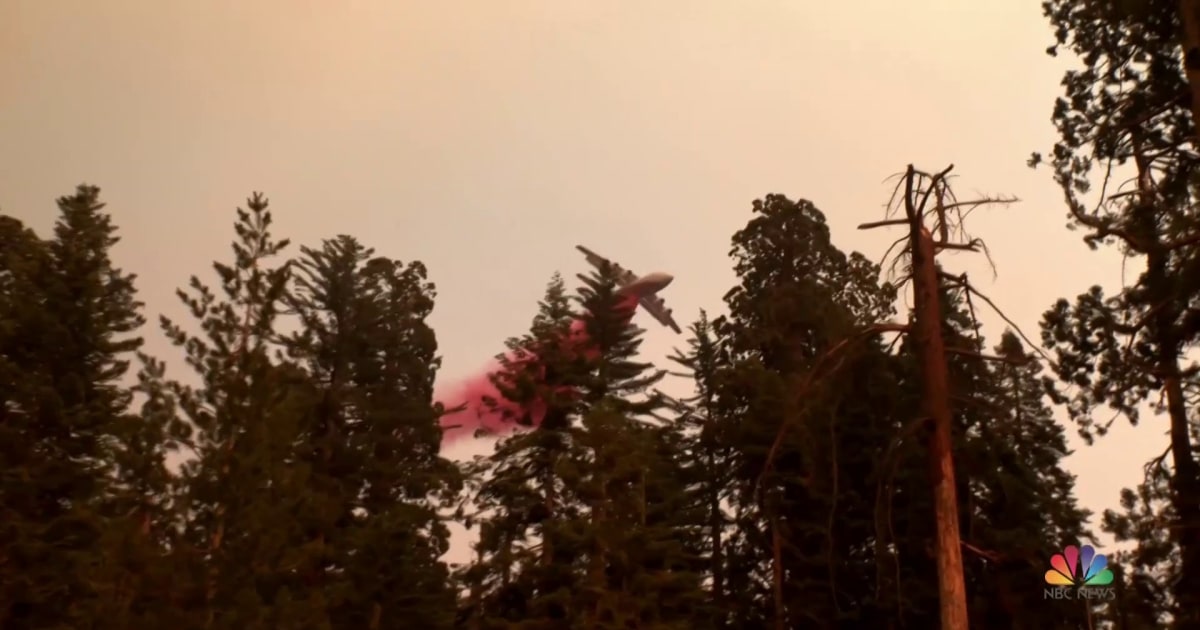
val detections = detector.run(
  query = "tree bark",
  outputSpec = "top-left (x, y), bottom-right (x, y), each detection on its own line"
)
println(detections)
top-left (911, 224), bottom-right (969, 630)
top-left (1117, 127), bottom-right (1200, 627)
top-left (1153, 312), bottom-right (1200, 630)
top-left (1171, 5), bottom-right (1200, 626)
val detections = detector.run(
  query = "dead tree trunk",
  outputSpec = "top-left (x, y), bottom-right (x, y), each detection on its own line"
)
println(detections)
top-left (910, 222), bottom-right (969, 630)
top-left (857, 164), bottom-right (1017, 629)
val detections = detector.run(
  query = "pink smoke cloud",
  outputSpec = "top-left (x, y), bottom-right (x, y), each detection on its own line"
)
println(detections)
top-left (435, 355), bottom-right (534, 445)
top-left (436, 294), bottom-right (638, 448)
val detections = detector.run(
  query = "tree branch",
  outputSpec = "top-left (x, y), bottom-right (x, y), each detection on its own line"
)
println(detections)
top-left (934, 241), bottom-right (981, 253)
top-left (958, 282), bottom-right (1057, 367)
top-left (859, 218), bottom-right (911, 230)
top-left (945, 347), bottom-right (1031, 365)
top-left (1144, 444), bottom-right (1172, 482)
top-left (961, 541), bottom-right (1003, 563)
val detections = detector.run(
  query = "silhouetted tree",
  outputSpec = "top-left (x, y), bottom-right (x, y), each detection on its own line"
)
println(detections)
top-left (1036, 2), bottom-right (1200, 624)
top-left (0, 187), bottom-right (163, 628)
top-left (284, 235), bottom-right (460, 628)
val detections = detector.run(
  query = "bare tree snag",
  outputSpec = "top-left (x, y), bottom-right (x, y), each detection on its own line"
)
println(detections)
top-left (909, 220), bottom-right (969, 630)
top-left (857, 164), bottom-right (1017, 630)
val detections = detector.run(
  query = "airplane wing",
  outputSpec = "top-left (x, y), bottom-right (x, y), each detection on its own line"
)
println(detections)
top-left (638, 294), bottom-right (682, 334)
top-left (576, 245), bottom-right (637, 288)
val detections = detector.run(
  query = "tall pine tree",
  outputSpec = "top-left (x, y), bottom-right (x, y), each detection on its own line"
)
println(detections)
top-left (664, 312), bottom-right (735, 628)
top-left (1036, 2), bottom-right (1200, 623)
top-left (458, 273), bottom-right (584, 629)
top-left (152, 193), bottom-right (311, 628)
top-left (0, 186), bottom-right (153, 628)
top-left (568, 266), bottom-right (705, 629)
top-left (462, 266), bottom-right (706, 628)
top-left (707, 193), bottom-right (1093, 628)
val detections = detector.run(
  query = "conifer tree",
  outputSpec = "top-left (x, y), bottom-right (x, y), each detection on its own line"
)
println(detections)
top-left (568, 265), bottom-right (704, 629)
top-left (283, 235), bottom-right (460, 629)
top-left (664, 312), bottom-right (735, 628)
top-left (108, 351), bottom-right (190, 628)
top-left (878, 287), bottom-right (1094, 629)
top-left (463, 267), bottom-right (706, 628)
top-left (713, 194), bottom-right (903, 628)
top-left (153, 193), bottom-right (309, 627)
top-left (0, 187), bottom-right (155, 628)
top-left (0, 214), bottom-right (57, 625)
top-left (1036, 2), bottom-right (1200, 622)
top-left (710, 194), bottom-right (1093, 629)
top-left (458, 273), bottom-right (584, 628)
top-left (1101, 460), bottom-right (1178, 627)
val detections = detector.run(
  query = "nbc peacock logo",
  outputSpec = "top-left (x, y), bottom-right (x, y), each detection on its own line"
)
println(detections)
top-left (1042, 544), bottom-right (1117, 601)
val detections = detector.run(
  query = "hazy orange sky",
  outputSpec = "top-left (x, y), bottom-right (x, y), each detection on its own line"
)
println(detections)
top-left (2, 0), bottom-right (1146, 563)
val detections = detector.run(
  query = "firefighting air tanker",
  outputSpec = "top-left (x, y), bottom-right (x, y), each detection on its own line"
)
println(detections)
top-left (573, 245), bottom-right (681, 334)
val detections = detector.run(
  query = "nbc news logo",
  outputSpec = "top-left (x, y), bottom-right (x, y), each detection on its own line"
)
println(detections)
top-left (1042, 544), bottom-right (1117, 601)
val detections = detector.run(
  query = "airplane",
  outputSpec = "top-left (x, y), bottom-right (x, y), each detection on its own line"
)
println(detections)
top-left (576, 245), bottom-right (682, 334)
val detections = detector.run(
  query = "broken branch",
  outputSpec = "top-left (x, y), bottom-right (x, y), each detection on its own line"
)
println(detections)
top-left (934, 241), bottom-right (981, 253)
top-left (859, 218), bottom-right (912, 230)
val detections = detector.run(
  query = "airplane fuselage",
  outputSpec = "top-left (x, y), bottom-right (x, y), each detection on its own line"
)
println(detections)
top-left (617, 272), bottom-right (674, 298)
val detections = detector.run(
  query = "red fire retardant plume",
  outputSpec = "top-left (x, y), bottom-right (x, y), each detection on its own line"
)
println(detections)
top-left (436, 293), bottom-right (639, 446)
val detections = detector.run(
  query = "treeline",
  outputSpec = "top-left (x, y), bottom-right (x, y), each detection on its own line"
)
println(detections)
top-left (0, 185), bottom-right (1150, 629)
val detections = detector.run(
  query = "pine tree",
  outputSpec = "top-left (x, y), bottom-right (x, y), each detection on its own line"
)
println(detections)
top-left (152, 193), bottom-right (311, 628)
top-left (458, 273), bottom-right (584, 629)
top-left (109, 350), bottom-right (191, 628)
top-left (1101, 459), bottom-right (1178, 627)
top-left (1036, 2), bottom-right (1200, 623)
top-left (0, 187), bottom-right (153, 628)
top-left (568, 264), bottom-right (704, 629)
top-left (664, 312), bottom-right (735, 628)
top-left (0, 213), bottom-right (70, 627)
top-left (0, 213), bottom-right (54, 624)
top-left (463, 267), bottom-right (706, 628)
top-left (283, 235), bottom-right (460, 629)
top-left (708, 193), bottom-right (1093, 628)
